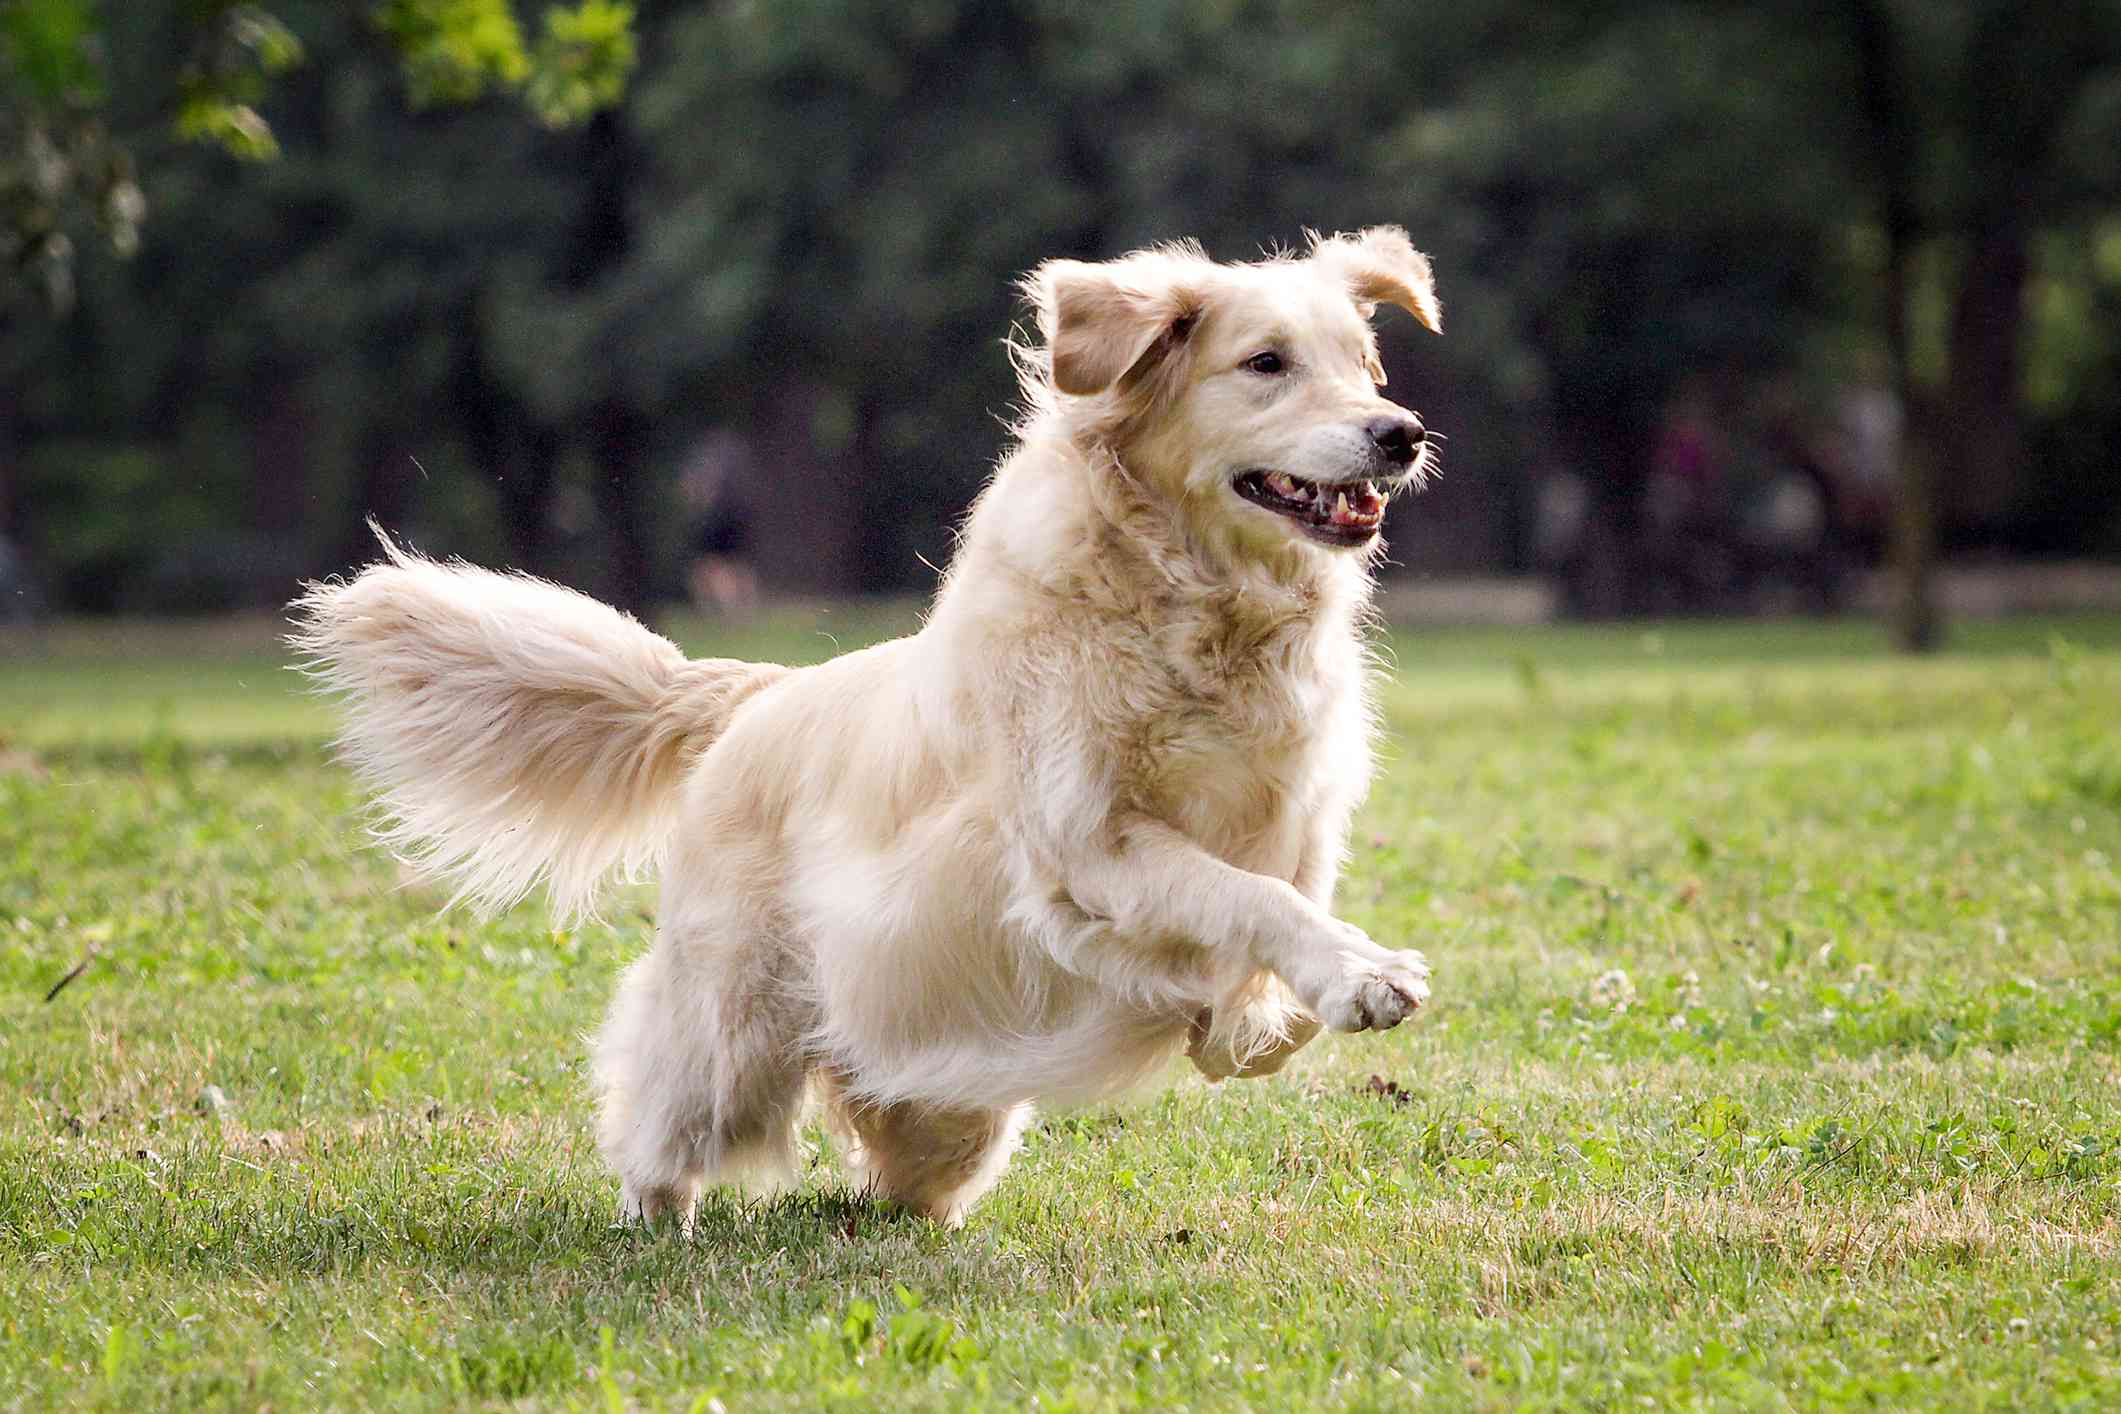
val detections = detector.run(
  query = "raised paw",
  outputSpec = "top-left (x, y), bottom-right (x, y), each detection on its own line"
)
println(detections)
top-left (1186, 999), bottom-right (1324, 1081)
top-left (1315, 950), bottom-right (1431, 1033)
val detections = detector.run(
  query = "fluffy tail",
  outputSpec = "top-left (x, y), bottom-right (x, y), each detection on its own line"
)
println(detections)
top-left (290, 533), bottom-right (788, 920)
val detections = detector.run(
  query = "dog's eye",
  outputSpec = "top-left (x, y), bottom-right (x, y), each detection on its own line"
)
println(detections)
top-left (1243, 351), bottom-right (1286, 376)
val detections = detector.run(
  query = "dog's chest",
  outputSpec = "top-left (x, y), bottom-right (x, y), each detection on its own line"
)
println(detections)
top-left (1130, 609), bottom-right (1358, 860)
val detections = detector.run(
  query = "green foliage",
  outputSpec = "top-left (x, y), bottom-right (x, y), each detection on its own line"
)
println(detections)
top-left (0, 0), bottom-right (634, 312)
top-left (0, 0), bottom-right (101, 101)
top-left (171, 5), bottom-right (306, 162)
top-left (170, 98), bottom-right (278, 161)
top-left (0, 0), bottom-right (137, 306)
top-left (374, 0), bottom-right (533, 106)
top-left (371, 0), bottom-right (642, 124)
top-left (5, 0), bottom-right (2121, 611)
top-left (527, 1), bottom-right (636, 127)
top-left (2, 615), bottom-right (2120, 1405)
top-left (12, 441), bottom-right (230, 609)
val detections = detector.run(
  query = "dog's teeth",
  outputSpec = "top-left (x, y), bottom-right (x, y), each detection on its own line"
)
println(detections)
top-left (1335, 490), bottom-right (1350, 517)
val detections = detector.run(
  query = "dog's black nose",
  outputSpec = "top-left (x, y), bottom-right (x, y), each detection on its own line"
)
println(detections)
top-left (1367, 415), bottom-right (1425, 466)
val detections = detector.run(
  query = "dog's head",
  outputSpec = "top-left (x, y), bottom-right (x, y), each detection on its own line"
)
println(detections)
top-left (1024, 227), bottom-right (1441, 559)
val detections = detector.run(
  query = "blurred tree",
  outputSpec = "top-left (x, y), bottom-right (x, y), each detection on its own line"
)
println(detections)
top-left (1377, 3), bottom-right (1853, 613)
top-left (530, 0), bottom-right (1477, 594)
top-left (0, 0), bottom-right (635, 313)
top-left (0, 0), bottom-right (634, 603)
top-left (1392, 0), bottom-right (2121, 644)
top-left (1827, 0), bottom-right (2121, 650)
top-left (5, 0), bottom-right (2119, 625)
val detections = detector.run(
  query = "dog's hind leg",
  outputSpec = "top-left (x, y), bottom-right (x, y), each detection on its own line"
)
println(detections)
top-left (592, 905), bottom-right (813, 1231)
top-left (824, 1084), bottom-right (1032, 1228)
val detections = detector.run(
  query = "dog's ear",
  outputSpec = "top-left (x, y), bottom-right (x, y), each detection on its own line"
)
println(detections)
top-left (1031, 259), bottom-right (1205, 397)
top-left (1311, 226), bottom-right (1442, 335)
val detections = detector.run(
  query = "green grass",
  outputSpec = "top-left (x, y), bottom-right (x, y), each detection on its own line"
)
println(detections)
top-left (4, 608), bottom-right (2120, 1410)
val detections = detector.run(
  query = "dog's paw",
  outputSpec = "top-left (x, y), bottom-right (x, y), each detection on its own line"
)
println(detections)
top-left (619, 1181), bottom-right (697, 1236)
top-left (1314, 949), bottom-right (1431, 1033)
top-left (1186, 1002), bottom-right (1324, 1080)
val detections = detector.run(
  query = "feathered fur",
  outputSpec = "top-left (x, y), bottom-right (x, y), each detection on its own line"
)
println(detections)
top-left (295, 228), bottom-right (1445, 1228)
top-left (290, 531), bottom-right (786, 919)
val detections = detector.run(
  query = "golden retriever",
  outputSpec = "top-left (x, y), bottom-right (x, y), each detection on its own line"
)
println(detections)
top-left (292, 226), bottom-right (1443, 1227)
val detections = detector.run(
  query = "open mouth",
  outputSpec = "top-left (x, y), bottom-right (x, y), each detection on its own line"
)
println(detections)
top-left (1232, 470), bottom-right (1389, 547)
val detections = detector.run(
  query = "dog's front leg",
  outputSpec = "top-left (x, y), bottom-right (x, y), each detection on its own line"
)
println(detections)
top-left (1065, 816), bottom-right (1429, 1034)
top-left (1187, 808), bottom-right (1355, 1078)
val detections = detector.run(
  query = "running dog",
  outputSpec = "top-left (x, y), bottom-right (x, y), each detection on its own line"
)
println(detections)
top-left (293, 226), bottom-right (1444, 1227)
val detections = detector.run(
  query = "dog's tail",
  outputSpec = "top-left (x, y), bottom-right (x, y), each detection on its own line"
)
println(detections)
top-left (290, 531), bottom-right (788, 921)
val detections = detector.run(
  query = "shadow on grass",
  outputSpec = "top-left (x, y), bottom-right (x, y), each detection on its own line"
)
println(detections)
top-left (1, 1152), bottom-right (956, 1281)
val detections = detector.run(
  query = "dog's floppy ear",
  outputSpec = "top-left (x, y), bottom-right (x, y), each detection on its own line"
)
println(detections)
top-left (1311, 226), bottom-right (1442, 335)
top-left (1032, 258), bottom-right (1205, 397)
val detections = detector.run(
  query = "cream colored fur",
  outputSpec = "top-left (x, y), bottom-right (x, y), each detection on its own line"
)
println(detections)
top-left (293, 228), bottom-right (1444, 1228)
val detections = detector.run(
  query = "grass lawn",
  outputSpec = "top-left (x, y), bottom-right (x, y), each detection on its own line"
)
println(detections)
top-left (3, 607), bottom-right (2119, 1410)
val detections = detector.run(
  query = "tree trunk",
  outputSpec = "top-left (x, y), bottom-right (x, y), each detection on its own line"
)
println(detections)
top-left (1849, 0), bottom-right (1940, 652)
top-left (1554, 410), bottom-right (1655, 619)
top-left (495, 429), bottom-right (561, 573)
top-left (0, 398), bottom-right (18, 542)
top-left (1885, 413), bottom-right (1941, 652)
top-left (589, 399), bottom-right (652, 619)
top-left (561, 108), bottom-right (654, 612)
top-left (338, 431), bottom-right (420, 570)
top-left (249, 366), bottom-right (311, 542)
top-left (1940, 221), bottom-right (2029, 537)
top-left (1881, 235), bottom-right (1942, 653)
top-left (453, 300), bottom-right (561, 574)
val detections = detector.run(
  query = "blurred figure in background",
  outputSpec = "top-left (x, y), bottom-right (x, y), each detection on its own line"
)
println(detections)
top-left (1539, 372), bottom-right (1873, 618)
top-left (1829, 369), bottom-right (1902, 564)
top-left (1741, 375), bottom-right (1852, 614)
top-left (1640, 377), bottom-right (1737, 613)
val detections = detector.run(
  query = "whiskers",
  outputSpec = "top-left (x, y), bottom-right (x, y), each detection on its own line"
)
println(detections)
top-left (1405, 432), bottom-right (1445, 491)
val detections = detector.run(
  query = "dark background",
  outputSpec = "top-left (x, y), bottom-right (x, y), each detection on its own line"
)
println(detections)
top-left (4, 0), bottom-right (2119, 629)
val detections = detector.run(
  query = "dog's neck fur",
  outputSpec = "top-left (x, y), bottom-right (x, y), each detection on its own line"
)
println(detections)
top-left (935, 420), bottom-right (1373, 692)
